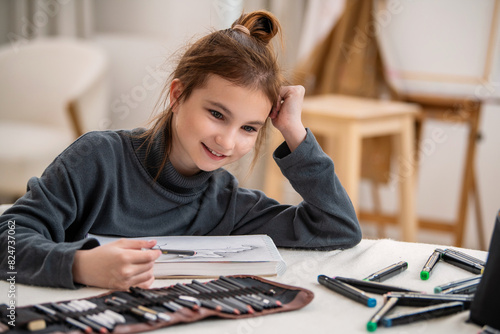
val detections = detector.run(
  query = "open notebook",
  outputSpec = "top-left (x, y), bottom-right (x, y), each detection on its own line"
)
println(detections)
top-left (89, 234), bottom-right (287, 278)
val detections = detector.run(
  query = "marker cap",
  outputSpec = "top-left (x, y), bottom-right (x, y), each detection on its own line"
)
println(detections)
top-left (367, 298), bottom-right (377, 308)
top-left (367, 321), bottom-right (377, 332)
top-left (381, 318), bottom-right (392, 327)
top-left (420, 271), bottom-right (430, 280)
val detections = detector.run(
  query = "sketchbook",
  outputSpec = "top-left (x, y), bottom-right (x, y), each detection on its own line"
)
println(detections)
top-left (89, 234), bottom-right (287, 278)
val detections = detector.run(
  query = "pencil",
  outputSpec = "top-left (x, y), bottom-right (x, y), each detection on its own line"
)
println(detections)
top-left (158, 249), bottom-right (196, 256)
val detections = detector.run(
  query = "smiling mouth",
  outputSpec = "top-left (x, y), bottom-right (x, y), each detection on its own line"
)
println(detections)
top-left (203, 143), bottom-right (226, 158)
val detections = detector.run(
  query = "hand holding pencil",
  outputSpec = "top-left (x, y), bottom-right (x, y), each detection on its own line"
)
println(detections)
top-left (72, 239), bottom-right (162, 290)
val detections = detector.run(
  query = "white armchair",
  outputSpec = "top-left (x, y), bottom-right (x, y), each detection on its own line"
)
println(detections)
top-left (0, 204), bottom-right (12, 216)
top-left (0, 37), bottom-right (108, 200)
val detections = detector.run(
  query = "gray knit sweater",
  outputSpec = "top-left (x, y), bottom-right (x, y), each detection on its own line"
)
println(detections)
top-left (0, 128), bottom-right (360, 288)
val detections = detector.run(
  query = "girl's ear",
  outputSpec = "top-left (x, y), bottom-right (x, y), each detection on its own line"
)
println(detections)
top-left (169, 79), bottom-right (184, 111)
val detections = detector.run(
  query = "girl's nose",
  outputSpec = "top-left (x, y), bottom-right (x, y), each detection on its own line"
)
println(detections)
top-left (214, 129), bottom-right (237, 152)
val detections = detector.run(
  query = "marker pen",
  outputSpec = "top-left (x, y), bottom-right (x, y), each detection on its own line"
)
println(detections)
top-left (366, 297), bottom-right (398, 332)
top-left (385, 292), bottom-right (473, 308)
top-left (334, 276), bottom-right (421, 295)
top-left (364, 261), bottom-right (408, 282)
top-left (381, 301), bottom-right (464, 327)
top-left (318, 275), bottom-right (376, 307)
top-left (441, 250), bottom-right (484, 275)
top-left (434, 275), bottom-right (482, 293)
top-left (443, 248), bottom-right (486, 266)
top-left (420, 249), bottom-right (443, 280)
top-left (440, 280), bottom-right (480, 295)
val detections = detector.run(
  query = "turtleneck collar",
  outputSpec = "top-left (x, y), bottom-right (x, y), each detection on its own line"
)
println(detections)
top-left (129, 128), bottom-right (213, 195)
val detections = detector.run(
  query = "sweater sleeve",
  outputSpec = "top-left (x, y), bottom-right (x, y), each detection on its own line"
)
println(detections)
top-left (0, 135), bottom-right (102, 289)
top-left (231, 128), bottom-right (361, 250)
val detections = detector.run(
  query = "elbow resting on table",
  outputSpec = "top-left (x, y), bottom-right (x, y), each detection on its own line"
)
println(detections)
top-left (324, 215), bottom-right (362, 250)
top-left (348, 220), bottom-right (363, 248)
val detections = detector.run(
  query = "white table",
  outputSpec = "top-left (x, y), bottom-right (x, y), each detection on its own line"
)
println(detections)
top-left (0, 239), bottom-right (488, 333)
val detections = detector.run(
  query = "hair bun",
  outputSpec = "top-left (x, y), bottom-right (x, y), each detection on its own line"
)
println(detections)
top-left (232, 10), bottom-right (281, 45)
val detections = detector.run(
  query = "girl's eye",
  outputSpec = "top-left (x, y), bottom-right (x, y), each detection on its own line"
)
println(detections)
top-left (210, 110), bottom-right (223, 119)
top-left (242, 125), bottom-right (256, 133)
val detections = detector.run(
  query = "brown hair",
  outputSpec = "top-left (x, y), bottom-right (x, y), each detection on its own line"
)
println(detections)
top-left (141, 10), bottom-right (284, 177)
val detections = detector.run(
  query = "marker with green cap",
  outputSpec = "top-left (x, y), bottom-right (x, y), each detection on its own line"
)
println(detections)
top-left (366, 297), bottom-right (398, 332)
top-left (420, 249), bottom-right (443, 280)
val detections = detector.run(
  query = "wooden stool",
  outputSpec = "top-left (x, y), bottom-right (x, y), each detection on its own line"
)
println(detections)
top-left (263, 94), bottom-right (420, 242)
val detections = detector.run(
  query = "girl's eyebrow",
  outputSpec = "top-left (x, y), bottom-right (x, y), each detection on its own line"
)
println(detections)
top-left (207, 100), bottom-right (265, 127)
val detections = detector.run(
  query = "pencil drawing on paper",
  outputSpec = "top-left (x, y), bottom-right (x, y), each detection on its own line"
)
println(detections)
top-left (157, 244), bottom-right (257, 258)
top-left (89, 234), bottom-right (278, 263)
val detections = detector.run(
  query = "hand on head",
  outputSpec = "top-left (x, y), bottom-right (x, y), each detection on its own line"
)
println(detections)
top-left (72, 239), bottom-right (162, 290)
top-left (269, 85), bottom-right (307, 152)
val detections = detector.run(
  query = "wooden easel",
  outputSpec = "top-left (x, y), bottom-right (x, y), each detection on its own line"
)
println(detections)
top-left (359, 94), bottom-right (486, 249)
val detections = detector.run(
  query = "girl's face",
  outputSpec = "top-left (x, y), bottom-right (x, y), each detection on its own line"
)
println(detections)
top-left (169, 75), bottom-right (272, 176)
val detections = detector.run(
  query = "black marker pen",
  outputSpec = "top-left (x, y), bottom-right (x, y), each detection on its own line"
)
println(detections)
top-left (420, 249), bottom-right (443, 280)
top-left (444, 248), bottom-right (486, 266)
top-left (334, 276), bottom-right (421, 295)
top-left (318, 275), bottom-right (376, 307)
top-left (386, 292), bottom-right (473, 308)
top-left (364, 261), bottom-right (408, 282)
top-left (381, 301), bottom-right (465, 327)
top-left (434, 275), bottom-right (482, 293)
top-left (440, 280), bottom-right (480, 295)
top-left (441, 250), bottom-right (484, 275)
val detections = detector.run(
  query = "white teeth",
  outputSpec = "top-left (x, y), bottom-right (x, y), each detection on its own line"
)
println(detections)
top-left (208, 147), bottom-right (223, 157)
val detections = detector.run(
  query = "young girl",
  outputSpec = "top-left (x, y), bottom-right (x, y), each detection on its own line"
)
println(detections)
top-left (0, 11), bottom-right (360, 290)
